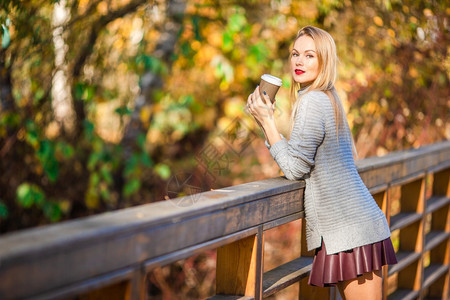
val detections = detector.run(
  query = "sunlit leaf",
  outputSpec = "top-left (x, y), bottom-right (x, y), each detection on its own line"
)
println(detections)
top-left (155, 164), bottom-right (171, 180)
top-left (1, 24), bottom-right (10, 49)
top-left (16, 183), bottom-right (45, 208)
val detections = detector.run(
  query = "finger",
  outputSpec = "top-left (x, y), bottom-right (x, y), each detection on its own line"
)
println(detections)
top-left (253, 86), bottom-right (261, 101)
top-left (253, 87), bottom-right (264, 106)
top-left (260, 90), bottom-right (270, 105)
top-left (247, 93), bottom-right (253, 106)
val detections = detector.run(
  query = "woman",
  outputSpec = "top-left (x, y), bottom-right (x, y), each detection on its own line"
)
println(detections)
top-left (246, 26), bottom-right (397, 299)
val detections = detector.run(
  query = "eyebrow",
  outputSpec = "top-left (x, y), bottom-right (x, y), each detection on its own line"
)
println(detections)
top-left (292, 48), bottom-right (316, 53)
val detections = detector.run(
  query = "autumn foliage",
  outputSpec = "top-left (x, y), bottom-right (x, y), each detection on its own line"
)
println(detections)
top-left (0, 1), bottom-right (448, 297)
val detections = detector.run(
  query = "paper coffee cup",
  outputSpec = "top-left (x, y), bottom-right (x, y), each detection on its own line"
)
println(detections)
top-left (259, 74), bottom-right (282, 103)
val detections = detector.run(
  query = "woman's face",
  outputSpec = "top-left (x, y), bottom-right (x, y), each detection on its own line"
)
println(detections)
top-left (291, 35), bottom-right (319, 86)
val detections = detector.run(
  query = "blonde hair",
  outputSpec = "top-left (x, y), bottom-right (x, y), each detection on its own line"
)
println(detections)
top-left (288, 26), bottom-right (357, 157)
top-left (289, 26), bottom-right (342, 134)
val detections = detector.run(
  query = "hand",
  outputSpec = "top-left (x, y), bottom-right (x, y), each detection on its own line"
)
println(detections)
top-left (246, 86), bottom-right (276, 128)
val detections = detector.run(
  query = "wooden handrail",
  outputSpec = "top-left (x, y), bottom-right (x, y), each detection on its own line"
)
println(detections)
top-left (0, 140), bottom-right (449, 299)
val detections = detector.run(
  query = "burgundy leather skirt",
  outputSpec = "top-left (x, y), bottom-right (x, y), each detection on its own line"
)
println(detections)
top-left (308, 238), bottom-right (398, 287)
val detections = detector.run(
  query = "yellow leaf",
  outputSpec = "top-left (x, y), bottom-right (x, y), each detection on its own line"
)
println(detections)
top-left (373, 16), bottom-right (383, 27)
top-left (140, 106), bottom-right (152, 125)
top-left (387, 29), bottom-right (395, 38)
top-left (423, 8), bottom-right (433, 17)
top-left (408, 67), bottom-right (418, 78)
top-left (97, 2), bottom-right (108, 15)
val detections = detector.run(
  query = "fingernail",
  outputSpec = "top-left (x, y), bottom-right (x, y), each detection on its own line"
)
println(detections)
top-left (263, 91), bottom-right (267, 95)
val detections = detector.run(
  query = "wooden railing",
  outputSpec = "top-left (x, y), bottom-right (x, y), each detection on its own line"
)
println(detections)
top-left (0, 141), bottom-right (449, 300)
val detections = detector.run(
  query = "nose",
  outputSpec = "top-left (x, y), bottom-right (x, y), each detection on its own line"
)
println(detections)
top-left (295, 55), bottom-right (303, 66)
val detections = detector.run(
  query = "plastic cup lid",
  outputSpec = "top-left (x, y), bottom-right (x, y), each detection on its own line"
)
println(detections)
top-left (261, 74), bottom-right (282, 86)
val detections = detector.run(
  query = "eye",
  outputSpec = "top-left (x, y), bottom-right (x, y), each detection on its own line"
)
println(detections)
top-left (306, 54), bottom-right (314, 58)
top-left (292, 52), bottom-right (298, 57)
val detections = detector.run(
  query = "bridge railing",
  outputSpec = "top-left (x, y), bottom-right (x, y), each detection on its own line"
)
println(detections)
top-left (0, 140), bottom-right (449, 300)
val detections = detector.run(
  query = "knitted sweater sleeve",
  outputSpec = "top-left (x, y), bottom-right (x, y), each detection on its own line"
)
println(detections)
top-left (265, 93), bottom-right (325, 180)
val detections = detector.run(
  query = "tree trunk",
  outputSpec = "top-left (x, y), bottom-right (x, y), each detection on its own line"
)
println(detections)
top-left (52, 0), bottom-right (75, 134)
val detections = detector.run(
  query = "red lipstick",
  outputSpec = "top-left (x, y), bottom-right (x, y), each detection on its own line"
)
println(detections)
top-left (295, 69), bottom-right (304, 75)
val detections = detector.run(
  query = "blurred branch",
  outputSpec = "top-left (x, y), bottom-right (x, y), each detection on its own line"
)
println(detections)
top-left (71, 0), bottom-right (152, 137)
top-left (121, 0), bottom-right (186, 159)
top-left (0, 49), bottom-right (14, 113)
top-left (65, 0), bottom-right (102, 29)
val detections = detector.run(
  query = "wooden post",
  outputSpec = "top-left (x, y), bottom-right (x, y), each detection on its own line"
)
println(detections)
top-left (127, 267), bottom-right (147, 300)
top-left (216, 229), bottom-right (264, 298)
top-left (374, 189), bottom-right (390, 300)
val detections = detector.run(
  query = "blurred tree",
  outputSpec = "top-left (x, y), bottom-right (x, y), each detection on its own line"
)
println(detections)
top-left (0, 0), bottom-right (448, 299)
top-left (0, 0), bottom-right (448, 235)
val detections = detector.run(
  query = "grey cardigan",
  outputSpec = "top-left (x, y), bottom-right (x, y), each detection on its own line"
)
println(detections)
top-left (265, 87), bottom-right (391, 254)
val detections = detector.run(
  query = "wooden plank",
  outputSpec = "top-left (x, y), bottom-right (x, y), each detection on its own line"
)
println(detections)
top-left (387, 288), bottom-right (419, 300)
top-left (0, 141), bottom-right (448, 299)
top-left (424, 231), bottom-right (449, 252)
top-left (144, 227), bottom-right (258, 271)
top-left (29, 267), bottom-right (135, 300)
top-left (425, 270), bottom-right (449, 300)
top-left (0, 186), bottom-right (303, 299)
top-left (207, 295), bottom-right (254, 300)
top-left (391, 172), bottom-right (425, 188)
top-left (0, 177), bottom-right (305, 261)
top-left (216, 235), bottom-right (259, 297)
top-left (262, 256), bottom-right (313, 297)
top-left (426, 196), bottom-right (449, 214)
top-left (357, 140), bottom-right (450, 190)
top-left (368, 183), bottom-right (388, 195)
top-left (390, 212), bottom-right (422, 231)
top-left (422, 264), bottom-right (449, 290)
top-left (428, 160), bottom-right (450, 173)
top-left (388, 251), bottom-right (421, 276)
top-left (397, 258), bottom-right (422, 291)
top-left (263, 212), bottom-right (304, 231)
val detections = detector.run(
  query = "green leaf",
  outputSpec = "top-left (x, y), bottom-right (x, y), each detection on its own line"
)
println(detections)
top-left (137, 133), bottom-right (147, 149)
top-left (114, 106), bottom-right (132, 116)
top-left (0, 201), bottom-right (8, 219)
top-left (16, 184), bottom-right (33, 208)
top-left (123, 178), bottom-right (140, 197)
top-left (228, 13), bottom-right (246, 32)
top-left (90, 172), bottom-right (100, 186)
top-left (43, 202), bottom-right (61, 222)
top-left (140, 152), bottom-right (152, 167)
top-left (124, 154), bottom-right (139, 177)
top-left (88, 152), bottom-right (102, 170)
top-left (56, 142), bottom-right (74, 159)
top-left (16, 183), bottom-right (45, 208)
top-left (75, 82), bottom-right (84, 100)
top-left (37, 140), bottom-right (59, 182)
top-left (222, 31), bottom-right (234, 52)
top-left (100, 165), bottom-right (113, 185)
top-left (155, 164), bottom-right (171, 180)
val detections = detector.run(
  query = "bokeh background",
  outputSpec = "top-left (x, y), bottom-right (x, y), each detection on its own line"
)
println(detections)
top-left (0, 0), bottom-right (448, 298)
